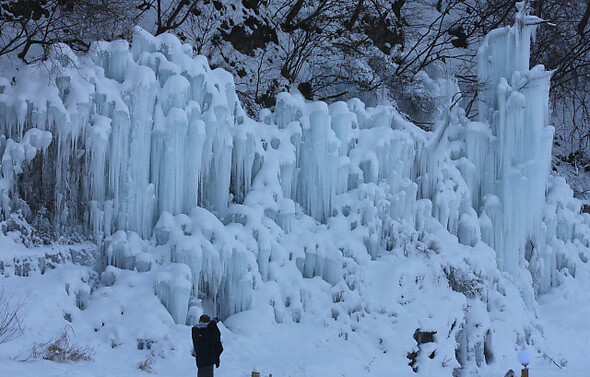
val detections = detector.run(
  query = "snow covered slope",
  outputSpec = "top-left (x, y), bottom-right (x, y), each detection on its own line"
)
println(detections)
top-left (0, 3), bottom-right (589, 376)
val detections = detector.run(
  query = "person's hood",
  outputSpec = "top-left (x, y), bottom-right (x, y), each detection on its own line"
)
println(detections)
top-left (194, 323), bottom-right (214, 334)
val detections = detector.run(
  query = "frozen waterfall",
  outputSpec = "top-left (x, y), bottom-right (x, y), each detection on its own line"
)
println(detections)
top-left (0, 2), bottom-right (587, 327)
top-left (469, 5), bottom-right (554, 279)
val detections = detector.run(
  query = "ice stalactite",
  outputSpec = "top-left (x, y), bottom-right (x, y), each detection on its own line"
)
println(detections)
top-left (0, 27), bottom-right (430, 247)
top-left (154, 263), bottom-right (192, 325)
top-left (0, 126), bottom-right (52, 219)
top-left (0, 29), bottom-right (248, 240)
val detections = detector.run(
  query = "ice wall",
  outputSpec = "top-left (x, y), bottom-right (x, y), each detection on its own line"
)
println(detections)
top-left (0, 27), bottom-right (439, 322)
top-left (0, 17), bottom-right (544, 312)
top-left (0, 8), bottom-right (588, 366)
top-left (0, 28), bottom-right (430, 243)
top-left (0, 31), bottom-right (247, 241)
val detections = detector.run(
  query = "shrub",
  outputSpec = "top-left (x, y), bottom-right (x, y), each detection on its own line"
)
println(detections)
top-left (0, 286), bottom-right (25, 344)
top-left (138, 352), bottom-right (156, 373)
top-left (25, 326), bottom-right (94, 363)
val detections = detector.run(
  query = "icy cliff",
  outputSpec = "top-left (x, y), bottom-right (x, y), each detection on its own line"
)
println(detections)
top-left (0, 2), bottom-right (589, 376)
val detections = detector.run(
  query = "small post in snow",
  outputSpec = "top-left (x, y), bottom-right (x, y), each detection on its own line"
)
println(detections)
top-left (251, 371), bottom-right (271, 377)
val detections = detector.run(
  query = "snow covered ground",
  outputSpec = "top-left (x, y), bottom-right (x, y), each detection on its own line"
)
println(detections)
top-left (0, 233), bottom-right (588, 377)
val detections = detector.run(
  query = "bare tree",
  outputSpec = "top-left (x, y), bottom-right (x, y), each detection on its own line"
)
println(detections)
top-left (532, 0), bottom-right (590, 153)
top-left (0, 0), bottom-right (143, 62)
top-left (138, 0), bottom-right (201, 36)
top-left (182, 2), bottom-right (220, 55)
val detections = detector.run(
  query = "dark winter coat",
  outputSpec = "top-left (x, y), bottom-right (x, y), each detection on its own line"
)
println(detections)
top-left (192, 321), bottom-right (223, 368)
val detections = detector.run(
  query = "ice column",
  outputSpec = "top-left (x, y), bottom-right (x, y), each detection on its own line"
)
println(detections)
top-left (295, 102), bottom-right (340, 222)
top-left (470, 2), bottom-right (554, 275)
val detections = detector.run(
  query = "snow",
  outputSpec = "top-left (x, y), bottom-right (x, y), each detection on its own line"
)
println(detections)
top-left (0, 2), bottom-right (590, 377)
top-left (1, 236), bottom-right (589, 376)
top-left (517, 349), bottom-right (531, 366)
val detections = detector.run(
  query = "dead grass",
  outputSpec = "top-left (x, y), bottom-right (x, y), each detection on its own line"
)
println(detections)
top-left (138, 352), bottom-right (156, 373)
top-left (0, 286), bottom-right (25, 344)
top-left (22, 326), bottom-right (94, 363)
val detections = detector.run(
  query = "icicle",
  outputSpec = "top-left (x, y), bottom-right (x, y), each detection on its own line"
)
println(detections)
top-left (154, 263), bottom-right (192, 324)
top-left (470, 3), bottom-right (553, 277)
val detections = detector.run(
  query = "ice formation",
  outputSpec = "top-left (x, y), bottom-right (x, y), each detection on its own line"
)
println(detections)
top-left (472, 6), bottom-right (554, 278)
top-left (1, 2), bottom-right (589, 375)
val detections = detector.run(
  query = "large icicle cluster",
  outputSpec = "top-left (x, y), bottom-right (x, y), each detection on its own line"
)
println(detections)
top-left (2, 3), bottom-right (590, 375)
top-left (469, 5), bottom-right (554, 278)
top-left (0, 27), bottom-right (429, 242)
top-left (460, 3), bottom-right (589, 298)
top-left (0, 26), bottom-right (437, 321)
top-left (1, 30), bottom-right (251, 241)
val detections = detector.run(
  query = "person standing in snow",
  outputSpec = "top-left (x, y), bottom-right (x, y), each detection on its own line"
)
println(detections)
top-left (192, 314), bottom-right (223, 377)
